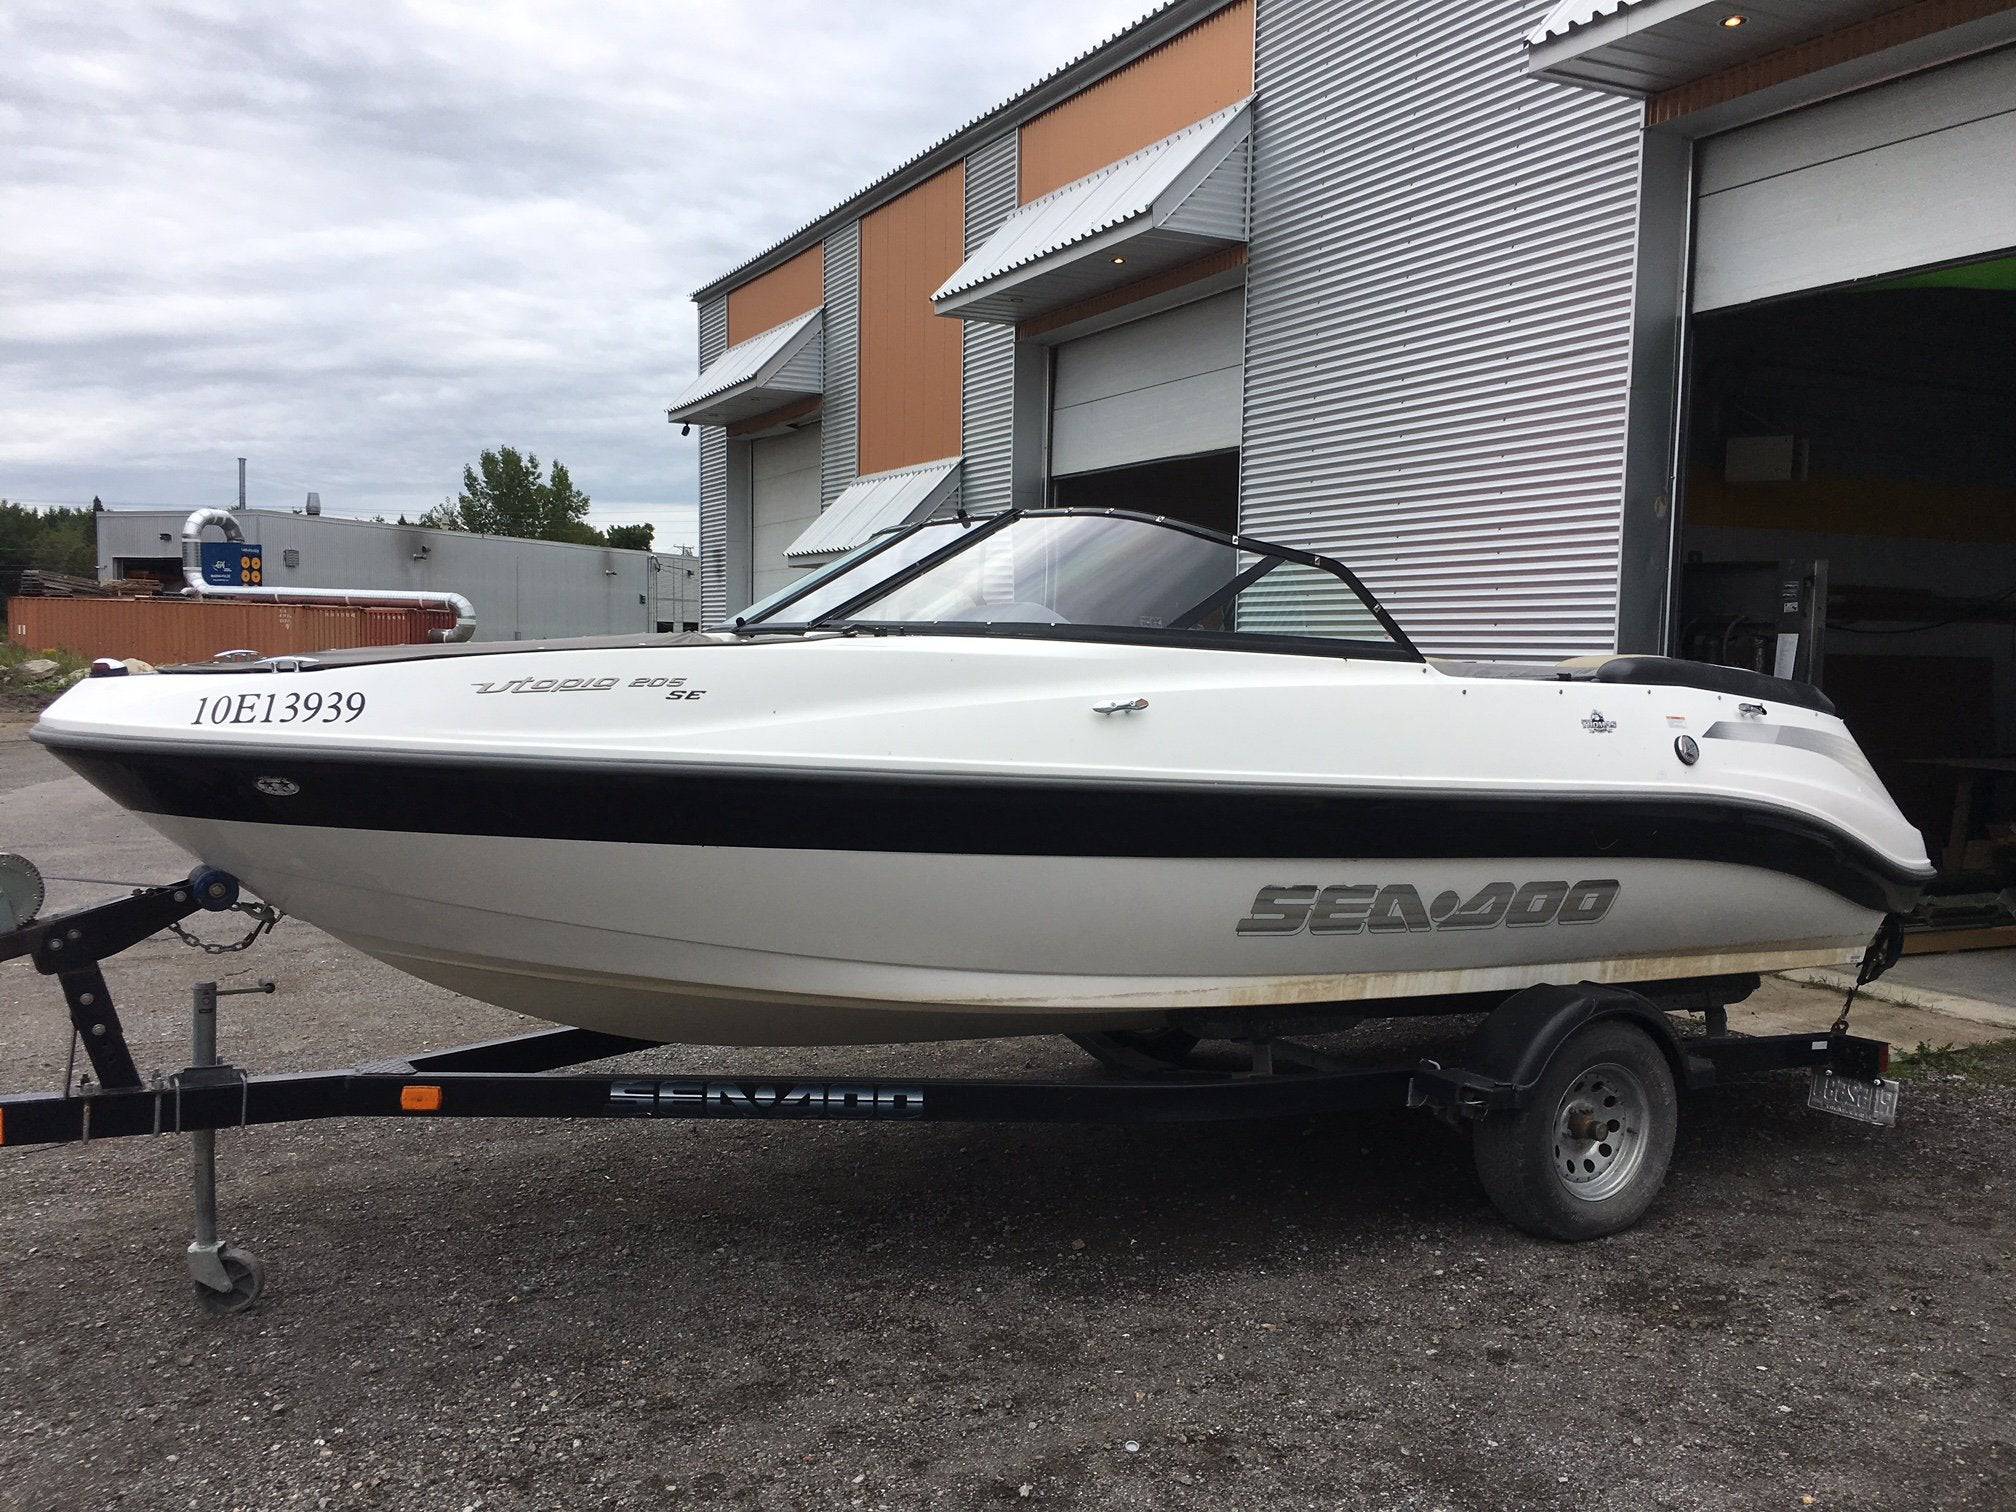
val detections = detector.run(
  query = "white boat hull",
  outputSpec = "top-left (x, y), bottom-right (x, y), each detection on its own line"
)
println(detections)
top-left (36, 631), bottom-right (1933, 1045)
top-left (144, 816), bottom-right (1878, 1043)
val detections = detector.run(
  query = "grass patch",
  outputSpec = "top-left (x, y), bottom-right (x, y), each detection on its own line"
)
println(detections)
top-left (0, 642), bottom-right (90, 677)
top-left (0, 641), bottom-right (91, 713)
top-left (1890, 1037), bottom-right (2016, 1089)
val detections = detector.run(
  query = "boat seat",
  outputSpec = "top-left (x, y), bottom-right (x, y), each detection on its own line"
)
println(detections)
top-left (1431, 654), bottom-right (1837, 716)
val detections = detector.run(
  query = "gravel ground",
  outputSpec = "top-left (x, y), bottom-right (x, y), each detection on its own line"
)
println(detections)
top-left (2, 724), bottom-right (2011, 1512)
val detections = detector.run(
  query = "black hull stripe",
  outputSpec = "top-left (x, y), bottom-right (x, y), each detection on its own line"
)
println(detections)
top-left (43, 742), bottom-right (1929, 914)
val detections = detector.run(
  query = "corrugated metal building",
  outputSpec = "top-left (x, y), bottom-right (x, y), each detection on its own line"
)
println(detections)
top-left (672, 0), bottom-right (2016, 664)
top-left (95, 509), bottom-right (701, 641)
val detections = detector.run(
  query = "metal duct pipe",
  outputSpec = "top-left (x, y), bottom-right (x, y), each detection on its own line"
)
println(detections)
top-left (180, 508), bottom-right (476, 644)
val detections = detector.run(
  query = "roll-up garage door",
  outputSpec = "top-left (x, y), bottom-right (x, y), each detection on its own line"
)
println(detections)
top-left (1050, 290), bottom-right (1242, 476)
top-left (749, 424), bottom-right (822, 601)
top-left (1693, 47), bottom-right (2016, 313)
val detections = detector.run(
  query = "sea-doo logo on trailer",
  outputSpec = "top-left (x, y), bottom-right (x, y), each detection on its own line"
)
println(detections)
top-left (607, 1079), bottom-right (925, 1118)
top-left (1236, 880), bottom-right (1619, 936)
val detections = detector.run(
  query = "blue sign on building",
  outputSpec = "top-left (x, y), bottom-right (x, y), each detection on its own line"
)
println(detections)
top-left (200, 542), bottom-right (263, 587)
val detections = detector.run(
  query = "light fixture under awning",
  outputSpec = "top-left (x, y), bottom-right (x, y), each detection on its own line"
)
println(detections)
top-left (665, 308), bottom-right (823, 427)
top-left (784, 457), bottom-right (962, 563)
top-left (932, 101), bottom-right (1251, 326)
top-left (1525, 0), bottom-right (1902, 96)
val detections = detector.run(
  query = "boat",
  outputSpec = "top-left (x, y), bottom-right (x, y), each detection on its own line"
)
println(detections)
top-left (31, 507), bottom-right (1935, 1046)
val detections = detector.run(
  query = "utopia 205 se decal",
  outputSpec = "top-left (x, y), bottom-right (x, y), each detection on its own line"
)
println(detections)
top-left (1237, 879), bottom-right (1620, 936)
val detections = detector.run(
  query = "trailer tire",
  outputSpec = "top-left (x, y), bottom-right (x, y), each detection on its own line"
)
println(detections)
top-left (1471, 1019), bottom-right (1676, 1241)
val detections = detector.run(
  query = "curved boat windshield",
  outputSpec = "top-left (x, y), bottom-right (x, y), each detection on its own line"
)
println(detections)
top-left (742, 511), bottom-right (1415, 658)
top-left (735, 518), bottom-right (980, 627)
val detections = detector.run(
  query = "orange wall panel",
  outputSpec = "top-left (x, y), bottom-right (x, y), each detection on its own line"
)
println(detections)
top-left (7, 599), bottom-right (453, 665)
top-left (1018, 0), bottom-right (1254, 201)
top-left (726, 243), bottom-right (826, 345)
top-left (856, 164), bottom-right (966, 476)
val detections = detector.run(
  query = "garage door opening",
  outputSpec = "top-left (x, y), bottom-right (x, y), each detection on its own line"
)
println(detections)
top-left (1676, 250), bottom-right (2016, 943)
top-left (1051, 449), bottom-right (1239, 535)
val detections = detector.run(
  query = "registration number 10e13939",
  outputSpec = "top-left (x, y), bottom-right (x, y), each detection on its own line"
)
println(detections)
top-left (192, 690), bottom-right (366, 726)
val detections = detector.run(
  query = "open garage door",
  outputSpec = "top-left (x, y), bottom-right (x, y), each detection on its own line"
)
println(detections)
top-left (1050, 290), bottom-right (1242, 532)
top-left (1051, 291), bottom-right (1241, 475)
top-left (749, 424), bottom-right (822, 602)
top-left (1693, 47), bottom-right (2016, 313)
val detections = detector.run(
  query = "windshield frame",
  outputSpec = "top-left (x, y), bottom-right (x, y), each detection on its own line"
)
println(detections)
top-left (730, 507), bottom-right (1421, 662)
top-left (724, 512), bottom-right (1010, 628)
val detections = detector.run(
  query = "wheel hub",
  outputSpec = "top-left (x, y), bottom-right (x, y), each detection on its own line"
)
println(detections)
top-left (1551, 1060), bottom-right (1650, 1203)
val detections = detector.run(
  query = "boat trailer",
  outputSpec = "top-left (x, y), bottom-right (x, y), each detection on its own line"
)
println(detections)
top-left (0, 864), bottom-right (1899, 1312)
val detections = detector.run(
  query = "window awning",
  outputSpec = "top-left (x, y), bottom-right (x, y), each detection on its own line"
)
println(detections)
top-left (932, 101), bottom-right (1251, 325)
top-left (1525, 0), bottom-right (1901, 95)
top-left (783, 457), bottom-right (962, 564)
top-left (665, 308), bottom-right (823, 427)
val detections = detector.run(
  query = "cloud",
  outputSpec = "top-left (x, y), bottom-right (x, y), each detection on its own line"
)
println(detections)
top-left (1, 0), bottom-right (1159, 546)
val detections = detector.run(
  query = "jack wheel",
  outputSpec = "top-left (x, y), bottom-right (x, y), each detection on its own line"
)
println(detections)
top-left (194, 1247), bottom-right (266, 1315)
top-left (1471, 1019), bottom-right (1677, 1242)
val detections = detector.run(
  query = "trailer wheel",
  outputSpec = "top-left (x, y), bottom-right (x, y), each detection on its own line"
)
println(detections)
top-left (1471, 1019), bottom-right (1677, 1241)
top-left (193, 1246), bottom-right (265, 1316)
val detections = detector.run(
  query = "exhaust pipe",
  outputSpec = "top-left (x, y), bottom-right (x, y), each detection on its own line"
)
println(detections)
top-left (180, 508), bottom-right (475, 644)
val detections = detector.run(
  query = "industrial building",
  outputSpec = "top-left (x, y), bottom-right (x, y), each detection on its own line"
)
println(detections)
top-left (95, 508), bottom-right (701, 641)
top-left (672, 0), bottom-right (2016, 928)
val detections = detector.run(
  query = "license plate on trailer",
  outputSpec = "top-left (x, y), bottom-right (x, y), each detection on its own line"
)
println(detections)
top-left (1808, 1070), bottom-right (1900, 1127)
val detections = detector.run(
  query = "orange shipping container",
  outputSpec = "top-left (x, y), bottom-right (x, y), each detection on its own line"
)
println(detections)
top-left (6, 598), bottom-right (455, 666)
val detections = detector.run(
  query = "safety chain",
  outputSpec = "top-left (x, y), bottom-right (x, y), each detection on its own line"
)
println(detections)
top-left (1832, 915), bottom-right (1905, 1037)
top-left (168, 901), bottom-right (284, 955)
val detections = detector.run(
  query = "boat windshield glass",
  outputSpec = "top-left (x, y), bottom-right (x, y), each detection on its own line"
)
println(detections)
top-left (736, 518), bottom-right (982, 627)
top-left (754, 512), bottom-right (1411, 655)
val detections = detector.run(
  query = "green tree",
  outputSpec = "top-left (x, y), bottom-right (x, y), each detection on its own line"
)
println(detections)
top-left (426, 447), bottom-right (595, 543)
top-left (602, 523), bottom-right (654, 551)
top-left (0, 500), bottom-right (97, 579)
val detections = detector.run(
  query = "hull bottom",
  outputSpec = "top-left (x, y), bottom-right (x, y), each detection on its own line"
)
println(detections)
top-left (122, 817), bottom-right (1881, 1046)
top-left (348, 932), bottom-right (1865, 1045)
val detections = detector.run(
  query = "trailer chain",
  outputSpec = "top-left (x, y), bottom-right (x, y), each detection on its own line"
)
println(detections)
top-left (168, 901), bottom-right (284, 955)
top-left (1832, 915), bottom-right (1905, 1038)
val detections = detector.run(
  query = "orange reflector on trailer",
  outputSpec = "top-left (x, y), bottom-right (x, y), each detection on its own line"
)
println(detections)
top-left (400, 1085), bottom-right (443, 1112)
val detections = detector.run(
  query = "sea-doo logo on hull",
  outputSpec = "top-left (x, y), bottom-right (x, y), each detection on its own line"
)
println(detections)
top-left (608, 1079), bottom-right (925, 1118)
top-left (1237, 879), bottom-right (1619, 936)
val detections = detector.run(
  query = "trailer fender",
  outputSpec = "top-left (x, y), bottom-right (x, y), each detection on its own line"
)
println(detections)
top-left (1409, 983), bottom-right (1699, 1120)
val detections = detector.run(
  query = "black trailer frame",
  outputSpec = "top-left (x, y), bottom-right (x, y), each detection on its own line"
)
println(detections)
top-left (0, 868), bottom-right (1896, 1311)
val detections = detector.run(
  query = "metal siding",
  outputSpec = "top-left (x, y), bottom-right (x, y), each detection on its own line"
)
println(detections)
top-left (8, 600), bottom-right (456, 664)
top-left (961, 133), bottom-right (1020, 514)
top-left (665, 308), bottom-right (823, 424)
top-left (1161, 130), bottom-right (1249, 237)
top-left (696, 297), bottom-right (729, 623)
top-left (821, 221), bottom-right (861, 505)
top-left (1239, 0), bottom-right (1643, 660)
top-left (90, 510), bottom-right (654, 642)
top-left (937, 104), bottom-right (1251, 323)
top-left (941, 105), bottom-right (1247, 299)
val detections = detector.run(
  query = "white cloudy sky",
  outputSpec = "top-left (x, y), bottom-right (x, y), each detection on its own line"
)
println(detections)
top-left (1, 0), bottom-right (1153, 548)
